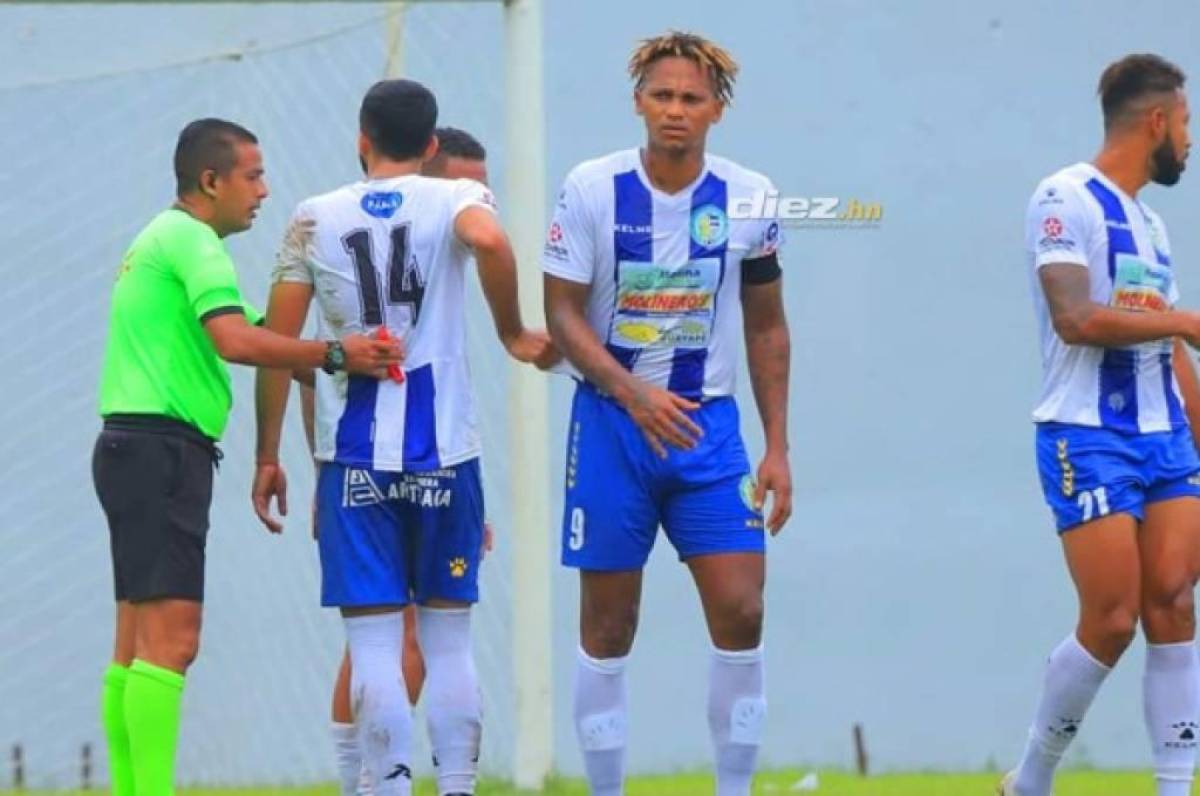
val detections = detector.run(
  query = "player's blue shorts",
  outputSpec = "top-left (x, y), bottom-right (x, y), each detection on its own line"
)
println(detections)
top-left (1035, 422), bottom-right (1200, 532)
top-left (316, 458), bottom-right (484, 607)
top-left (561, 382), bottom-right (765, 570)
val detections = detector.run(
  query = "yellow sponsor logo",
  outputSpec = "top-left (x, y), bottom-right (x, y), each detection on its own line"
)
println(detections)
top-left (449, 558), bottom-right (468, 578)
top-left (614, 321), bottom-right (662, 344)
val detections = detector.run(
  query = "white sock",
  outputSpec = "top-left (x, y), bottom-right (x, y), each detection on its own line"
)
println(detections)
top-left (1144, 641), bottom-right (1199, 796)
top-left (708, 645), bottom-right (766, 796)
top-left (573, 647), bottom-right (628, 796)
top-left (331, 722), bottom-right (370, 796)
top-left (1013, 634), bottom-right (1110, 796)
top-left (345, 613), bottom-right (413, 796)
top-left (416, 607), bottom-right (482, 796)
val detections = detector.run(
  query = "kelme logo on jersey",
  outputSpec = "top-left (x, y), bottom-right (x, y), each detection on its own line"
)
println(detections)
top-left (361, 191), bottom-right (403, 219)
top-left (691, 203), bottom-right (729, 248)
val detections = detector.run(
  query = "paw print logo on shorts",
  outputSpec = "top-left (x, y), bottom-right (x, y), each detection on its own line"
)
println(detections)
top-left (449, 558), bottom-right (469, 578)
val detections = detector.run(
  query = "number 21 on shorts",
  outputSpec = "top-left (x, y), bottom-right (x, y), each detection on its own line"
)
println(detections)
top-left (569, 507), bottom-right (586, 551)
top-left (1077, 486), bottom-right (1110, 523)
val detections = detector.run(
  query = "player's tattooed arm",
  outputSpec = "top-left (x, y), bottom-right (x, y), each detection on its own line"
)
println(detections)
top-left (742, 276), bottom-right (792, 534)
top-left (544, 275), bottom-right (701, 458)
top-left (1040, 263), bottom-right (1200, 348)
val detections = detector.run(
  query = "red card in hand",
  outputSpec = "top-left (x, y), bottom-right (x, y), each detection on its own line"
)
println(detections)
top-left (375, 327), bottom-right (405, 384)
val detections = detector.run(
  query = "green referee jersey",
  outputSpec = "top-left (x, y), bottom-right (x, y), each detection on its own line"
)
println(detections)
top-left (98, 208), bottom-right (262, 440)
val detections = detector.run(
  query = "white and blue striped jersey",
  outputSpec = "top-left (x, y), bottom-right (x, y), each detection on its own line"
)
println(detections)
top-left (1026, 162), bottom-right (1185, 433)
top-left (274, 174), bottom-right (497, 471)
top-left (542, 149), bottom-right (781, 399)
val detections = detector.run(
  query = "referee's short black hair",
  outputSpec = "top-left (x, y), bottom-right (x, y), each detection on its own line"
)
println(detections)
top-left (434, 127), bottom-right (486, 161)
top-left (360, 79), bottom-right (439, 161)
top-left (174, 118), bottom-right (258, 197)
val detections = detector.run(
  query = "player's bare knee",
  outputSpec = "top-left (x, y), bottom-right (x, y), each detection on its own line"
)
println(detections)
top-left (582, 605), bottom-right (639, 658)
top-left (737, 592), bottom-right (764, 631)
top-left (1087, 604), bottom-right (1140, 653)
top-left (1141, 584), bottom-right (1196, 641)
top-left (711, 594), bottom-right (764, 650)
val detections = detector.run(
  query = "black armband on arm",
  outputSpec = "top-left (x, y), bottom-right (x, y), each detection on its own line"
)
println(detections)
top-left (741, 253), bottom-right (781, 285)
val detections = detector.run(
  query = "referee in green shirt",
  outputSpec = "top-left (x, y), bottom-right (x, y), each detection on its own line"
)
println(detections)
top-left (92, 118), bottom-right (401, 796)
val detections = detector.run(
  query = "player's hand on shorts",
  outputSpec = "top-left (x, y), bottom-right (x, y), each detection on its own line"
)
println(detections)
top-left (342, 334), bottom-right (404, 378)
top-left (754, 449), bottom-right (793, 535)
top-left (251, 461), bottom-right (288, 534)
top-left (505, 328), bottom-right (562, 370)
top-left (624, 381), bottom-right (702, 458)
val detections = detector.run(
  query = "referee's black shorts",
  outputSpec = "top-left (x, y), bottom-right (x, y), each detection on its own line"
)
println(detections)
top-left (91, 414), bottom-right (219, 603)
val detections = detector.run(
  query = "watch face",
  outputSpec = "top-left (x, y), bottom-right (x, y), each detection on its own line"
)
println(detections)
top-left (324, 342), bottom-right (346, 373)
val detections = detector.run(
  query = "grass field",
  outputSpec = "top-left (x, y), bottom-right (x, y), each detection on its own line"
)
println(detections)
top-left (5, 770), bottom-right (1194, 795)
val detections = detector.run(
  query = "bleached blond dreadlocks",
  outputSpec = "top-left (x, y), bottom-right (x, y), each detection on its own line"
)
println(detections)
top-left (628, 31), bottom-right (739, 105)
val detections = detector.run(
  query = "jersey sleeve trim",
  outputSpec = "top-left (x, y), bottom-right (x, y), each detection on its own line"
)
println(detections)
top-left (198, 305), bottom-right (246, 325)
top-left (543, 261), bottom-right (593, 284)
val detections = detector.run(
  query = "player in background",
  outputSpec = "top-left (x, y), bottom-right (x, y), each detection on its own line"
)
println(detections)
top-left (252, 81), bottom-right (556, 796)
top-left (297, 127), bottom-right (494, 796)
top-left (94, 119), bottom-right (398, 796)
top-left (542, 32), bottom-right (792, 796)
top-left (1000, 54), bottom-right (1200, 796)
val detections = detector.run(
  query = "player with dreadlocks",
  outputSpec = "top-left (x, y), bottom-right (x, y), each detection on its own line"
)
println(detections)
top-left (543, 31), bottom-right (792, 796)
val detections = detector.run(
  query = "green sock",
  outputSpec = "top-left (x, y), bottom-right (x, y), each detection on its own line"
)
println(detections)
top-left (125, 659), bottom-right (185, 796)
top-left (101, 664), bottom-right (135, 796)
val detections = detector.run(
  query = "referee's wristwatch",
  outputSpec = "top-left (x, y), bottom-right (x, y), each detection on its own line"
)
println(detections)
top-left (322, 340), bottom-right (347, 374)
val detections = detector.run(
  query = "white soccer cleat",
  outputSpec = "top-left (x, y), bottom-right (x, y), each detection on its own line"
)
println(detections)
top-left (995, 770), bottom-right (1018, 795)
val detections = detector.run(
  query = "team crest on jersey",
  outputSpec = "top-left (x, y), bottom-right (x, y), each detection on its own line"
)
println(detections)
top-left (691, 203), bottom-right (729, 248)
top-left (449, 558), bottom-right (469, 578)
top-left (361, 191), bottom-right (403, 219)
